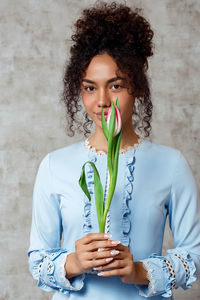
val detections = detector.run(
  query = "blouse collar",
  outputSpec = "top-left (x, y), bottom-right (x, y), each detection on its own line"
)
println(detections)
top-left (84, 136), bottom-right (144, 157)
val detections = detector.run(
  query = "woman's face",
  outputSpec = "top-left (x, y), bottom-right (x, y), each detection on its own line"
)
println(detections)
top-left (81, 52), bottom-right (135, 130)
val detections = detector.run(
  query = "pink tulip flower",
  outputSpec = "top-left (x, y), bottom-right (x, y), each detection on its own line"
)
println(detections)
top-left (107, 105), bottom-right (122, 136)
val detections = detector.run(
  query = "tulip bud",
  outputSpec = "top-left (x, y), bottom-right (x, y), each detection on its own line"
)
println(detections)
top-left (107, 105), bottom-right (122, 136)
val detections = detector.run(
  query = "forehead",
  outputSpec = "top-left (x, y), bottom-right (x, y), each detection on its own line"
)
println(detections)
top-left (83, 53), bottom-right (125, 80)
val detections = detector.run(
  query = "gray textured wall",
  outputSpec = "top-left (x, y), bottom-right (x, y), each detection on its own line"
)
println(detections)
top-left (0, 0), bottom-right (199, 299)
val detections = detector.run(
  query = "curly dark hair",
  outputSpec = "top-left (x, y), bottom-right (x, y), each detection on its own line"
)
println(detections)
top-left (61, 1), bottom-right (154, 138)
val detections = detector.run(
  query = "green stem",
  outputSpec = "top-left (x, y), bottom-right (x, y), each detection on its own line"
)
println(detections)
top-left (107, 135), bottom-right (113, 178)
top-left (99, 218), bottom-right (106, 233)
top-left (103, 132), bottom-right (122, 224)
top-left (103, 176), bottom-right (115, 221)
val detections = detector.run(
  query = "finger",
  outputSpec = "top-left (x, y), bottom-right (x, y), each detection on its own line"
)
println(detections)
top-left (89, 249), bottom-right (120, 261)
top-left (97, 247), bottom-right (107, 252)
top-left (97, 268), bottom-right (125, 277)
top-left (77, 247), bottom-right (120, 265)
top-left (96, 242), bottom-right (125, 252)
top-left (87, 256), bottom-right (115, 270)
top-left (81, 233), bottom-right (112, 245)
top-left (97, 259), bottom-right (124, 271)
top-left (90, 247), bottom-right (110, 252)
top-left (85, 240), bottom-right (121, 252)
top-left (87, 250), bottom-right (121, 269)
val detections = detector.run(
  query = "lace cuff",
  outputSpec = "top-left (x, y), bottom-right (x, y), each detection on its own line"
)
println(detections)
top-left (166, 248), bottom-right (197, 289)
top-left (163, 258), bottom-right (176, 289)
top-left (29, 249), bottom-right (85, 294)
top-left (135, 249), bottom-right (198, 298)
top-left (135, 255), bottom-right (175, 298)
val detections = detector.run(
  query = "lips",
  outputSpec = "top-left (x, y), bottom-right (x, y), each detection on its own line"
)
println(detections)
top-left (95, 112), bottom-right (108, 120)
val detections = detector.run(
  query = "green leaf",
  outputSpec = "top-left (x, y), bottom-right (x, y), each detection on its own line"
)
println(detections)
top-left (112, 135), bottom-right (117, 167)
top-left (79, 162), bottom-right (91, 201)
top-left (79, 161), bottom-right (104, 231)
top-left (101, 108), bottom-right (108, 141)
top-left (113, 131), bottom-right (122, 181)
top-left (107, 102), bottom-right (115, 177)
top-left (89, 162), bottom-right (105, 231)
top-left (108, 102), bottom-right (115, 134)
top-left (104, 131), bottom-right (122, 219)
top-left (116, 97), bottom-right (120, 110)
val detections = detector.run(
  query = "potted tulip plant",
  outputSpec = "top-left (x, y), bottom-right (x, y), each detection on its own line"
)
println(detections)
top-left (79, 98), bottom-right (122, 233)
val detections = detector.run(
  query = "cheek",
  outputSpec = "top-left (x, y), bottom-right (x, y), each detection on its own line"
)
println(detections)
top-left (81, 93), bottom-right (91, 110)
top-left (119, 98), bottom-right (134, 118)
top-left (83, 101), bottom-right (92, 111)
top-left (82, 97), bottom-right (94, 117)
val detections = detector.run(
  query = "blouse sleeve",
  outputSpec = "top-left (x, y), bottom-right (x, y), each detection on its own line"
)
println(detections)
top-left (27, 153), bottom-right (85, 295)
top-left (136, 151), bottom-right (200, 298)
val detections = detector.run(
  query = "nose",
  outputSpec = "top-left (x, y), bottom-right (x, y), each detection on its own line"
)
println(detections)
top-left (97, 88), bottom-right (111, 108)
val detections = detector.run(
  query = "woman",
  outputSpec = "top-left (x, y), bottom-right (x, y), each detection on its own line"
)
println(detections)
top-left (28, 2), bottom-right (200, 299)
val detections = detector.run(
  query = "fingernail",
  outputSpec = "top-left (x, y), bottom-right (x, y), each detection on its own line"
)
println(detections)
top-left (97, 272), bottom-right (105, 276)
top-left (93, 266), bottom-right (102, 270)
top-left (111, 240), bottom-right (121, 245)
top-left (106, 257), bottom-right (113, 262)
top-left (98, 248), bottom-right (105, 252)
top-left (110, 250), bottom-right (120, 256)
top-left (104, 233), bottom-right (112, 238)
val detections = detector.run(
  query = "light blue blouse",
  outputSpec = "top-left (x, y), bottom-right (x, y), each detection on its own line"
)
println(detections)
top-left (28, 139), bottom-right (200, 299)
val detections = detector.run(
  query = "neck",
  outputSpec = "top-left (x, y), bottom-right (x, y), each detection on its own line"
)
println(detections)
top-left (88, 119), bottom-right (140, 152)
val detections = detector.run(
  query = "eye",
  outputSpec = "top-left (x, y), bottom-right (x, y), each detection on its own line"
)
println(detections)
top-left (111, 84), bottom-right (122, 90)
top-left (83, 86), bottom-right (95, 92)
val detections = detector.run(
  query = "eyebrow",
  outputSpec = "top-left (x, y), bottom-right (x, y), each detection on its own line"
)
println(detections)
top-left (82, 76), bottom-right (127, 84)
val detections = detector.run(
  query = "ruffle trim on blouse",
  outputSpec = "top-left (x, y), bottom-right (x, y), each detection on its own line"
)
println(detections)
top-left (121, 148), bottom-right (136, 246)
top-left (104, 167), bottom-right (111, 234)
top-left (83, 152), bottom-right (97, 234)
top-left (167, 248), bottom-right (197, 289)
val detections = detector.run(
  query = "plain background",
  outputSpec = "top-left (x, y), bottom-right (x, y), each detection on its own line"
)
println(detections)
top-left (0, 0), bottom-right (199, 299)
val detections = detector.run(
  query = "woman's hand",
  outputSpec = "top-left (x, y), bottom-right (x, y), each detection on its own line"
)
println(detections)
top-left (97, 243), bottom-right (149, 285)
top-left (65, 232), bottom-right (122, 279)
top-left (65, 232), bottom-right (149, 285)
top-left (96, 243), bottom-right (136, 284)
